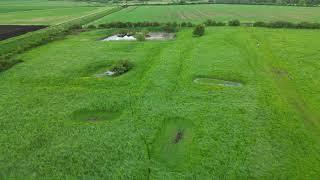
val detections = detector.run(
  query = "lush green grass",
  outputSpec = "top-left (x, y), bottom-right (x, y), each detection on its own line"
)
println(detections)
top-left (0, 0), bottom-right (110, 25)
top-left (0, 27), bottom-right (320, 178)
top-left (92, 4), bottom-right (320, 24)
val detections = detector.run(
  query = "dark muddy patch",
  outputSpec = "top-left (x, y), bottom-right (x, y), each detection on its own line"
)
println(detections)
top-left (194, 77), bottom-right (243, 87)
top-left (0, 25), bottom-right (47, 41)
top-left (272, 67), bottom-right (290, 78)
top-left (72, 109), bottom-right (121, 123)
top-left (173, 129), bottom-right (184, 144)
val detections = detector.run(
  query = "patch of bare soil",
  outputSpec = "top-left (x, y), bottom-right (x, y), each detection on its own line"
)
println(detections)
top-left (0, 25), bottom-right (47, 41)
top-left (173, 129), bottom-right (184, 144)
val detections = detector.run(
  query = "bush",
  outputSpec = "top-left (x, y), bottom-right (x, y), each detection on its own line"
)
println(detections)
top-left (111, 60), bottom-right (133, 75)
top-left (216, 22), bottom-right (226, 26)
top-left (204, 19), bottom-right (217, 26)
top-left (187, 22), bottom-right (194, 27)
top-left (87, 24), bottom-right (96, 29)
top-left (193, 24), bottom-right (205, 37)
top-left (253, 21), bottom-right (268, 27)
top-left (135, 30), bottom-right (148, 41)
top-left (0, 57), bottom-right (22, 72)
top-left (296, 22), bottom-right (320, 29)
top-left (228, 19), bottom-right (240, 26)
top-left (69, 24), bottom-right (82, 30)
top-left (181, 22), bottom-right (187, 27)
top-left (163, 23), bottom-right (178, 32)
top-left (268, 21), bottom-right (296, 28)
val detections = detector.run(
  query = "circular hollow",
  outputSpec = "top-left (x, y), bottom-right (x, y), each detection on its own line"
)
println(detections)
top-left (72, 109), bottom-right (121, 122)
top-left (193, 77), bottom-right (243, 87)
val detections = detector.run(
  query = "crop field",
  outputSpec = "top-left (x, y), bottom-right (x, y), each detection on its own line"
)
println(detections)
top-left (0, 0), bottom-right (108, 25)
top-left (93, 4), bottom-right (320, 24)
top-left (1, 26), bottom-right (320, 178)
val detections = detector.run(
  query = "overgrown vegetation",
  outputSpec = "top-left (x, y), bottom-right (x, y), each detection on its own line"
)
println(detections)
top-left (110, 60), bottom-right (133, 76)
top-left (254, 21), bottom-right (320, 29)
top-left (193, 24), bottom-right (205, 36)
top-left (228, 19), bottom-right (240, 26)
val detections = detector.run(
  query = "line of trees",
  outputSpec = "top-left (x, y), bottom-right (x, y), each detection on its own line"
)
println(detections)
top-left (74, 0), bottom-right (320, 6)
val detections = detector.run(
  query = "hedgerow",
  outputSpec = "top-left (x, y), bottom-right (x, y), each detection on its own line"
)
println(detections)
top-left (253, 21), bottom-right (320, 29)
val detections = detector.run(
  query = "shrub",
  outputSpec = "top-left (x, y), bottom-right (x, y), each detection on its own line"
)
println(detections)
top-left (253, 21), bottom-right (268, 27)
top-left (216, 22), bottom-right (226, 26)
top-left (193, 24), bottom-right (205, 37)
top-left (87, 24), bottom-right (96, 29)
top-left (187, 22), bottom-right (194, 27)
top-left (268, 21), bottom-right (296, 28)
top-left (296, 22), bottom-right (320, 29)
top-left (69, 24), bottom-right (82, 30)
top-left (110, 60), bottom-right (133, 75)
top-left (181, 22), bottom-right (187, 27)
top-left (204, 19), bottom-right (217, 26)
top-left (163, 23), bottom-right (178, 32)
top-left (228, 19), bottom-right (240, 26)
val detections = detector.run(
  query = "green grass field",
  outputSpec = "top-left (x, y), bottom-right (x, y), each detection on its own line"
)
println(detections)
top-left (0, 0), bottom-right (110, 25)
top-left (92, 4), bottom-right (320, 24)
top-left (1, 26), bottom-right (320, 178)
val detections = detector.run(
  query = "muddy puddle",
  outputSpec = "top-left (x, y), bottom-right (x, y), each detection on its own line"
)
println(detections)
top-left (102, 32), bottom-right (175, 41)
top-left (95, 70), bottom-right (116, 77)
top-left (151, 118), bottom-right (195, 170)
top-left (194, 77), bottom-right (242, 87)
top-left (72, 109), bottom-right (121, 122)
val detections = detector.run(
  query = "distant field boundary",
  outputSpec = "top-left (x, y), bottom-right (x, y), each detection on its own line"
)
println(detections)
top-left (124, 2), bottom-right (320, 7)
top-left (0, 6), bottom-right (123, 71)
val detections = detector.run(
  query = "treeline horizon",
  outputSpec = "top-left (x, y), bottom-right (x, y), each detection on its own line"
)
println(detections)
top-left (72, 0), bottom-right (320, 6)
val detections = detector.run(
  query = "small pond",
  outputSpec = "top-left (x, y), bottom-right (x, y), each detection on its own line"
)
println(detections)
top-left (194, 77), bottom-right (242, 87)
top-left (102, 32), bottom-right (175, 41)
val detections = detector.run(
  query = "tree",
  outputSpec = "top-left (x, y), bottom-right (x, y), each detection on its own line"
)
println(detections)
top-left (193, 24), bottom-right (205, 37)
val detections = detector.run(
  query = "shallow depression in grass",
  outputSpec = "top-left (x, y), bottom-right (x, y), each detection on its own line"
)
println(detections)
top-left (194, 77), bottom-right (243, 87)
top-left (72, 109), bottom-right (121, 122)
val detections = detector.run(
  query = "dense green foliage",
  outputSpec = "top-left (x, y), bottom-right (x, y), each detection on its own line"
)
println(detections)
top-left (1, 27), bottom-right (320, 178)
top-left (228, 19), bottom-right (241, 26)
top-left (91, 4), bottom-right (320, 24)
top-left (110, 59), bottom-right (133, 75)
top-left (193, 24), bottom-right (205, 36)
top-left (74, 0), bottom-right (320, 6)
top-left (254, 20), bottom-right (320, 29)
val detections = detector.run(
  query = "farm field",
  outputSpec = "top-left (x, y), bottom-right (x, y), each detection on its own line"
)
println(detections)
top-left (1, 27), bottom-right (320, 178)
top-left (92, 4), bottom-right (320, 24)
top-left (0, 0), bottom-right (109, 25)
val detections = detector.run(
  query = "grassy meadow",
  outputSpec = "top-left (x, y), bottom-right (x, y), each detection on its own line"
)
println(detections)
top-left (92, 4), bottom-right (320, 24)
top-left (1, 27), bottom-right (320, 178)
top-left (0, 0), bottom-right (109, 25)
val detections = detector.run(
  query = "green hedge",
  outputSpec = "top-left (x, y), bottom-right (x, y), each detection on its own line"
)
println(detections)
top-left (253, 21), bottom-right (320, 29)
top-left (0, 7), bottom-right (122, 72)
